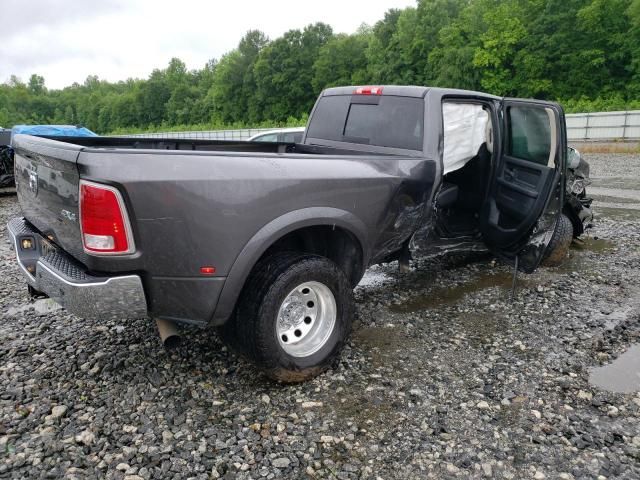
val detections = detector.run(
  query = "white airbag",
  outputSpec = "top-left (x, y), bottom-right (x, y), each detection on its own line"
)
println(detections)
top-left (443, 103), bottom-right (489, 175)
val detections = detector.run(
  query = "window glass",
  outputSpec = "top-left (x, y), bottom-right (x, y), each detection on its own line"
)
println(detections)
top-left (282, 132), bottom-right (303, 143)
top-left (306, 96), bottom-right (351, 141)
top-left (307, 95), bottom-right (424, 151)
top-left (507, 106), bottom-right (552, 165)
top-left (254, 133), bottom-right (278, 142)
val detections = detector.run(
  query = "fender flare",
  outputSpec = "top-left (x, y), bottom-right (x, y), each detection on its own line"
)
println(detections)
top-left (210, 207), bottom-right (369, 324)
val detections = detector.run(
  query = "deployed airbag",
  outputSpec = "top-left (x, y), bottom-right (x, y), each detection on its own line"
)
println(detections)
top-left (442, 103), bottom-right (489, 175)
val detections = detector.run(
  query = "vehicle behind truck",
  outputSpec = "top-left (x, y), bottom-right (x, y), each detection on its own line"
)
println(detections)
top-left (7, 85), bottom-right (591, 382)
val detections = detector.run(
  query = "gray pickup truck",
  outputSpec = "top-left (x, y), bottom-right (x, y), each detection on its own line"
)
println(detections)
top-left (7, 85), bottom-right (584, 382)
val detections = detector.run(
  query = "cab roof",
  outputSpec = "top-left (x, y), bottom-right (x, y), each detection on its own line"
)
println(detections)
top-left (322, 85), bottom-right (501, 101)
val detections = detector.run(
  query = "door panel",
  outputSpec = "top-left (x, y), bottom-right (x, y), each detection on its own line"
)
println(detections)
top-left (481, 100), bottom-right (566, 272)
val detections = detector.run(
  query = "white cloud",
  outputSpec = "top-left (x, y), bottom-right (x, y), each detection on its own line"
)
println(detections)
top-left (1, 0), bottom-right (416, 89)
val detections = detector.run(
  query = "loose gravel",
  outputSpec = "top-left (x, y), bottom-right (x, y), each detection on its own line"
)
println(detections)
top-left (1, 153), bottom-right (640, 479)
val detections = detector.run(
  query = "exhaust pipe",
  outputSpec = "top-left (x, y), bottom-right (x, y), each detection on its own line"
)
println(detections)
top-left (155, 318), bottom-right (182, 350)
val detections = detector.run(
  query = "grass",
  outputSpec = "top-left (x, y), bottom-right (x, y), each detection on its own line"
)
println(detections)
top-left (573, 142), bottom-right (640, 154)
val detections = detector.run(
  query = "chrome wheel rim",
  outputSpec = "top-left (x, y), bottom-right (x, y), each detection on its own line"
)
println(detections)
top-left (276, 281), bottom-right (337, 358)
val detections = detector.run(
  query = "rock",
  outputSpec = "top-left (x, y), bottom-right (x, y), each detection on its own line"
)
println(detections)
top-left (75, 430), bottom-right (95, 446)
top-left (477, 401), bottom-right (490, 409)
top-left (301, 401), bottom-right (323, 409)
top-left (50, 405), bottom-right (67, 419)
top-left (116, 463), bottom-right (130, 472)
top-left (577, 390), bottom-right (592, 401)
top-left (531, 410), bottom-right (542, 419)
top-left (607, 406), bottom-right (619, 417)
top-left (261, 394), bottom-right (271, 404)
top-left (533, 471), bottom-right (546, 479)
top-left (446, 463), bottom-right (460, 474)
top-left (272, 457), bottom-right (290, 468)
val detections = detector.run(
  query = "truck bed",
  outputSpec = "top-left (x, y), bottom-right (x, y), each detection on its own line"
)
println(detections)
top-left (12, 134), bottom-right (436, 325)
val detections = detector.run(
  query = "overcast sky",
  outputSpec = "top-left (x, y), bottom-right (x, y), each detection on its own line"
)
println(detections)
top-left (2, 0), bottom-right (416, 89)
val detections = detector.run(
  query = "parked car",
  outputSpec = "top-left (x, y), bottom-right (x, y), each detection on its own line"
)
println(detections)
top-left (7, 86), bottom-right (591, 382)
top-left (0, 128), bottom-right (13, 191)
top-left (248, 127), bottom-right (305, 143)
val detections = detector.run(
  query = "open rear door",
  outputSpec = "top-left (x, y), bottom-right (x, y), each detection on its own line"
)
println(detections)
top-left (481, 99), bottom-right (566, 272)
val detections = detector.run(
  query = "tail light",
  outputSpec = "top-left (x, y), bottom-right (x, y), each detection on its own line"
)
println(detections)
top-left (79, 180), bottom-right (135, 255)
top-left (354, 86), bottom-right (383, 95)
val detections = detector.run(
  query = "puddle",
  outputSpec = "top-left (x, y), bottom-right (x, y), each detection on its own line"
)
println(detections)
top-left (460, 313), bottom-right (507, 346)
top-left (5, 298), bottom-right (62, 317)
top-left (589, 345), bottom-right (640, 393)
top-left (571, 237), bottom-right (615, 253)
top-left (353, 326), bottom-right (412, 365)
top-left (389, 271), bottom-right (516, 313)
top-left (553, 237), bottom-right (615, 274)
top-left (331, 326), bottom-right (410, 421)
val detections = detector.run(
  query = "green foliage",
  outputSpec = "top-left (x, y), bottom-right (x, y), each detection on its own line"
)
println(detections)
top-left (1, 2), bottom-right (639, 135)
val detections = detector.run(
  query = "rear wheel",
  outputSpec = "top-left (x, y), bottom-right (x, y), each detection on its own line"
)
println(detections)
top-left (542, 213), bottom-right (573, 267)
top-left (220, 252), bottom-right (354, 382)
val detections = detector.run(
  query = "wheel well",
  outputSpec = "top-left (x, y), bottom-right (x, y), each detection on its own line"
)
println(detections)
top-left (260, 226), bottom-right (364, 287)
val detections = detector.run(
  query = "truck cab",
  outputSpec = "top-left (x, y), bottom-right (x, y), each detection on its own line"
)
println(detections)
top-left (304, 86), bottom-right (566, 272)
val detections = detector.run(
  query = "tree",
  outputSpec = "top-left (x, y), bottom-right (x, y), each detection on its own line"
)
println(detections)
top-left (313, 29), bottom-right (371, 91)
top-left (254, 23), bottom-right (333, 121)
top-left (209, 30), bottom-right (268, 124)
top-left (28, 74), bottom-right (46, 95)
top-left (0, 2), bottom-right (639, 132)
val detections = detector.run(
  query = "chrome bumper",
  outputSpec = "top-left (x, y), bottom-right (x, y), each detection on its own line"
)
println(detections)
top-left (7, 217), bottom-right (147, 321)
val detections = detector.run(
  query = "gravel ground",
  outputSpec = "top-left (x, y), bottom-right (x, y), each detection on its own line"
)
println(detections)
top-left (1, 153), bottom-right (640, 479)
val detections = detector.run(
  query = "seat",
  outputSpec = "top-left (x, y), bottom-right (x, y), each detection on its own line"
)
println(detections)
top-left (436, 182), bottom-right (459, 209)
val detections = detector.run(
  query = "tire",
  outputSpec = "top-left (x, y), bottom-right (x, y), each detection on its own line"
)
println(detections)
top-left (542, 213), bottom-right (574, 267)
top-left (220, 252), bottom-right (354, 383)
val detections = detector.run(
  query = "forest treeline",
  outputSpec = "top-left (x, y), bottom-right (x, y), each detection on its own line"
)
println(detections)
top-left (1, 0), bottom-right (640, 134)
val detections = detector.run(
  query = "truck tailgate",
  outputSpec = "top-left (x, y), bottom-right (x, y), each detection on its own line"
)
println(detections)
top-left (12, 135), bottom-right (85, 260)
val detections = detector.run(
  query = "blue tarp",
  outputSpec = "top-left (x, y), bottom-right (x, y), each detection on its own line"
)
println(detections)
top-left (11, 125), bottom-right (98, 137)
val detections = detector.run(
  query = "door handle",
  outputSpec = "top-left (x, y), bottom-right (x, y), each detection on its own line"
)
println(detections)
top-left (504, 169), bottom-right (516, 181)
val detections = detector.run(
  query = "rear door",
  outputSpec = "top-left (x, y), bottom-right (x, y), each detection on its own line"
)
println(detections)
top-left (481, 99), bottom-right (566, 272)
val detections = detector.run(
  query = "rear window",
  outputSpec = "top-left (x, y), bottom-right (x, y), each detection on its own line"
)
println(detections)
top-left (307, 95), bottom-right (424, 151)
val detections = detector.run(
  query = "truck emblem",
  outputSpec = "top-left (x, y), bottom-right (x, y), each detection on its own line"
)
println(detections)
top-left (61, 209), bottom-right (77, 222)
top-left (28, 170), bottom-right (38, 195)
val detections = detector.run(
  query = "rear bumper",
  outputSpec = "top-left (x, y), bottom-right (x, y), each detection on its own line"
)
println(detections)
top-left (7, 217), bottom-right (148, 321)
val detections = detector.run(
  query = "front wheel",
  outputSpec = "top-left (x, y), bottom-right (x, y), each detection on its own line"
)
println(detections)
top-left (220, 252), bottom-right (354, 383)
top-left (542, 213), bottom-right (574, 267)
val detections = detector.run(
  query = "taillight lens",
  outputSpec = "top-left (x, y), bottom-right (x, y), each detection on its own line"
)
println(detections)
top-left (79, 180), bottom-right (134, 255)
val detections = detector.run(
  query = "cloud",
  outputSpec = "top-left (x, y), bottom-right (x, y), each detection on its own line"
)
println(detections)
top-left (0, 0), bottom-right (415, 89)
top-left (1, 0), bottom-right (124, 37)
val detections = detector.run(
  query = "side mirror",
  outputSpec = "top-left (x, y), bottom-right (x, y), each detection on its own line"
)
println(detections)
top-left (567, 147), bottom-right (581, 169)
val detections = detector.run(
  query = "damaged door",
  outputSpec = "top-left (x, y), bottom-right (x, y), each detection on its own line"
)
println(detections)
top-left (481, 99), bottom-right (566, 272)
